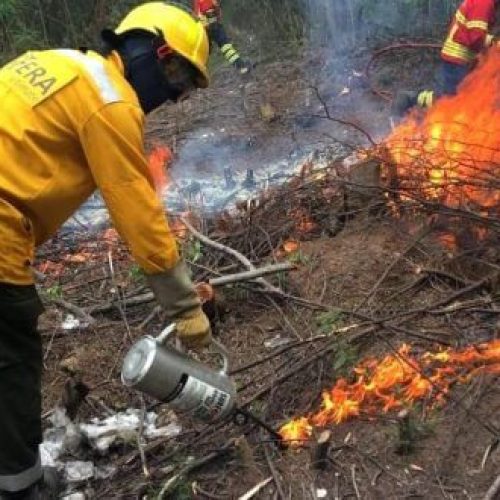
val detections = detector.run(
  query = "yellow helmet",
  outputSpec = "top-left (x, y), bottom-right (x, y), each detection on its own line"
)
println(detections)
top-left (114, 2), bottom-right (209, 88)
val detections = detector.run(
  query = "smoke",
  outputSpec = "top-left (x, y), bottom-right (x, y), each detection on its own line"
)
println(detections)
top-left (301, 0), bottom-right (459, 51)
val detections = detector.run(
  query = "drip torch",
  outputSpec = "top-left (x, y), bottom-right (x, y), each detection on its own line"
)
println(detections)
top-left (121, 324), bottom-right (283, 444)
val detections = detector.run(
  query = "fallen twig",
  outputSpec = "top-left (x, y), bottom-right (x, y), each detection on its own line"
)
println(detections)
top-left (483, 474), bottom-right (500, 500)
top-left (51, 298), bottom-right (96, 326)
top-left (238, 477), bottom-right (273, 500)
top-left (181, 217), bottom-right (284, 295)
top-left (230, 322), bottom-right (366, 375)
top-left (355, 225), bottom-right (431, 311)
top-left (210, 262), bottom-right (295, 286)
top-left (137, 397), bottom-right (150, 479)
top-left (240, 326), bottom-right (375, 409)
top-left (312, 86), bottom-right (377, 146)
top-left (263, 445), bottom-right (285, 500)
top-left (87, 263), bottom-right (294, 315)
top-left (157, 440), bottom-right (234, 499)
top-left (351, 464), bottom-right (361, 500)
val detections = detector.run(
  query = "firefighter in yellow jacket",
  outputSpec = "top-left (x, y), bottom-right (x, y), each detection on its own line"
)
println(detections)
top-left (0, 3), bottom-right (211, 498)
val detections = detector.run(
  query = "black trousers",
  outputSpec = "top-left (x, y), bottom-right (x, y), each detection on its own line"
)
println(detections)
top-left (0, 284), bottom-right (44, 493)
top-left (207, 22), bottom-right (231, 48)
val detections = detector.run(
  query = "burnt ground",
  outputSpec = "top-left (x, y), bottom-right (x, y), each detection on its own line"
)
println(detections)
top-left (35, 44), bottom-right (500, 499)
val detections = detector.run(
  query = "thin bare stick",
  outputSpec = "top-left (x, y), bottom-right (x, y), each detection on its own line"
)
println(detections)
top-left (355, 225), bottom-right (431, 311)
top-left (107, 250), bottom-right (133, 343)
top-left (137, 397), bottom-right (150, 479)
top-left (88, 264), bottom-right (294, 315)
top-left (181, 217), bottom-right (284, 294)
top-left (51, 298), bottom-right (96, 326)
top-left (351, 464), bottom-right (361, 500)
top-left (157, 441), bottom-right (234, 499)
top-left (483, 474), bottom-right (500, 500)
top-left (209, 262), bottom-right (295, 286)
top-left (238, 477), bottom-right (273, 500)
top-left (264, 445), bottom-right (286, 500)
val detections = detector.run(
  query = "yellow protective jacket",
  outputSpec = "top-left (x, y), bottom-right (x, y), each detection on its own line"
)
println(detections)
top-left (0, 49), bottom-right (179, 284)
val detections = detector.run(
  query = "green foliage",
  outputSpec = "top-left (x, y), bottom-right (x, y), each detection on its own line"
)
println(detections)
top-left (393, 407), bottom-right (437, 455)
top-left (44, 284), bottom-right (62, 299)
top-left (171, 481), bottom-right (193, 500)
top-left (332, 341), bottom-right (358, 377)
top-left (128, 264), bottom-right (144, 282)
top-left (0, 0), bottom-right (143, 62)
top-left (0, 0), bottom-right (463, 64)
top-left (315, 309), bottom-right (343, 335)
top-left (286, 250), bottom-right (310, 265)
top-left (183, 239), bottom-right (202, 263)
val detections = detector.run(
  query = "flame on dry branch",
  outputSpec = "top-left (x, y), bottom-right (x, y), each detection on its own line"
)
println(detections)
top-left (195, 282), bottom-right (215, 303)
top-left (36, 227), bottom-right (127, 277)
top-left (148, 145), bottom-right (173, 192)
top-left (283, 240), bottom-right (300, 254)
top-left (383, 49), bottom-right (500, 212)
top-left (169, 218), bottom-right (188, 240)
top-left (289, 208), bottom-right (318, 235)
top-left (279, 340), bottom-right (500, 445)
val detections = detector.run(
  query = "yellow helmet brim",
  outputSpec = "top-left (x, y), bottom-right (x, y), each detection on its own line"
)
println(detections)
top-left (115, 2), bottom-right (209, 88)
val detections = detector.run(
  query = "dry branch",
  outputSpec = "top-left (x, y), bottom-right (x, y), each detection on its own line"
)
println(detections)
top-left (263, 445), bottom-right (285, 500)
top-left (234, 435), bottom-right (260, 477)
top-left (210, 262), bottom-right (295, 286)
top-left (51, 298), bottom-right (96, 326)
top-left (157, 440), bottom-right (234, 499)
top-left (238, 477), bottom-right (273, 500)
top-left (181, 217), bottom-right (284, 295)
top-left (483, 474), bottom-right (500, 500)
top-left (240, 326), bottom-right (375, 408)
top-left (87, 263), bottom-right (294, 315)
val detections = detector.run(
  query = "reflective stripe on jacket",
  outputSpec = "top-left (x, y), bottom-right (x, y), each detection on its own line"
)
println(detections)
top-left (0, 49), bottom-right (179, 284)
top-left (441, 0), bottom-right (496, 64)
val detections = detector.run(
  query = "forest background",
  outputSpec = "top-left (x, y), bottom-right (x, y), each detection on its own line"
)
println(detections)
top-left (0, 0), bottom-right (461, 64)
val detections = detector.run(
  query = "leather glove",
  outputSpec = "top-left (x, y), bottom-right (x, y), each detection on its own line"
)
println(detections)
top-left (174, 306), bottom-right (212, 348)
top-left (146, 261), bottom-right (212, 348)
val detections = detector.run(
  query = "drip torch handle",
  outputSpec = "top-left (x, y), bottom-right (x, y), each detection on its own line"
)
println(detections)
top-left (159, 323), bottom-right (230, 374)
top-left (155, 323), bottom-right (177, 344)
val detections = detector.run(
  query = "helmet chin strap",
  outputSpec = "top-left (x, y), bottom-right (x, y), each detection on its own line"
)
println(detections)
top-left (115, 34), bottom-right (183, 114)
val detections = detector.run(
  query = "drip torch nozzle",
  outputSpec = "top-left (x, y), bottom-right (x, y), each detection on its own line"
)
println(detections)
top-left (233, 407), bottom-right (285, 448)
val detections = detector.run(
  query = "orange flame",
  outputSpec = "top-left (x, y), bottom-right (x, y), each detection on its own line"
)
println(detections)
top-left (195, 282), bottom-right (215, 303)
top-left (169, 218), bottom-right (188, 240)
top-left (384, 48), bottom-right (500, 213)
top-left (283, 240), bottom-right (300, 254)
top-left (279, 340), bottom-right (500, 445)
top-left (289, 208), bottom-right (318, 234)
top-left (148, 145), bottom-right (173, 192)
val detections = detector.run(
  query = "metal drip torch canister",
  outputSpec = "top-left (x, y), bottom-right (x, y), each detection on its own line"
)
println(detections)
top-left (121, 324), bottom-right (237, 423)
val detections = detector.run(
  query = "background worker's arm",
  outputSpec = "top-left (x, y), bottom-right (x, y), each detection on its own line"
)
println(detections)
top-left (80, 102), bottom-right (210, 346)
top-left (456, 4), bottom-right (496, 51)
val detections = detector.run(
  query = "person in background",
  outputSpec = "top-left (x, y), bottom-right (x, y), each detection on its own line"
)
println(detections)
top-left (193, 0), bottom-right (251, 74)
top-left (392, 0), bottom-right (500, 116)
top-left (0, 3), bottom-right (211, 498)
